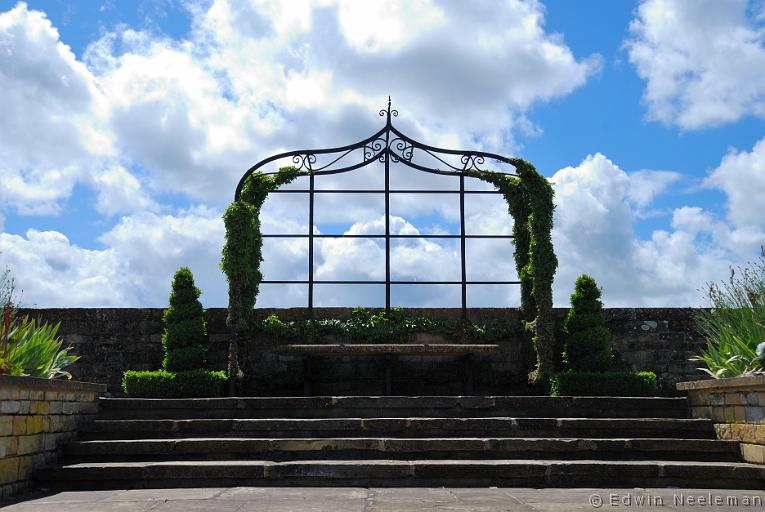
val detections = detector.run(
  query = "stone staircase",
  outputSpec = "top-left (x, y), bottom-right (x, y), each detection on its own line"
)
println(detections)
top-left (35, 396), bottom-right (765, 489)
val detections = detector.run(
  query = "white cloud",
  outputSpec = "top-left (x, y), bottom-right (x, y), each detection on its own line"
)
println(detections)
top-left (91, 0), bottom-right (598, 202)
top-left (0, 0), bottom-right (600, 220)
top-left (98, 207), bottom-right (227, 306)
top-left (0, 230), bottom-right (128, 307)
top-left (90, 165), bottom-right (159, 216)
top-left (626, 0), bottom-right (765, 129)
top-left (0, 207), bottom-right (225, 307)
top-left (671, 206), bottom-right (714, 236)
top-left (551, 153), bottom-right (733, 307)
top-left (627, 169), bottom-right (682, 209)
top-left (705, 137), bottom-right (765, 229)
top-left (0, 3), bottom-right (109, 215)
top-left (336, 0), bottom-right (446, 53)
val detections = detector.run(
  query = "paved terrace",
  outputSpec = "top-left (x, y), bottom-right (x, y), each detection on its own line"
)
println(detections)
top-left (4, 487), bottom-right (765, 511)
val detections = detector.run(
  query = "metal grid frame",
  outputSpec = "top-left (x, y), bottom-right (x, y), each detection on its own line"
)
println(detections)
top-left (235, 99), bottom-right (520, 319)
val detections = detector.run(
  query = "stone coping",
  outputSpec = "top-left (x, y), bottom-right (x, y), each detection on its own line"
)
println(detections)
top-left (280, 343), bottom-right (500, 356)
top-left (677, 374), bottom-right (765, 391)
top-left (0, 375), bottom-right (106, 393)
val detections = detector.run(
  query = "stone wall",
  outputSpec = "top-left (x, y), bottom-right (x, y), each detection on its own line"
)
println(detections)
top-left (17, 307), bottom-right (708, 396)
top-left (0, 376), bottom-right (105, 500)
top-left (679, 376), bottom-right (765, 464)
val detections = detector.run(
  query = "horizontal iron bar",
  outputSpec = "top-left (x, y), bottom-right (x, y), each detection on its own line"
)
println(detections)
top-left (262, 280), bottom-right (521, 285)
top-left (270, 189), bottom-right (501, 194)
top-left (262, 234), bottom-right (514, 239)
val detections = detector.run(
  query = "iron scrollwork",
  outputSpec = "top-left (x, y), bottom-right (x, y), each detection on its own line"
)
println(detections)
top-left (363, 136), bottom-right (387, 163)
top-left (291, 153), bottom-right (317, 172)
top-left (389, 137), bottom-right (414, 163)
top-left (234, 97), bottom-right (515, 200)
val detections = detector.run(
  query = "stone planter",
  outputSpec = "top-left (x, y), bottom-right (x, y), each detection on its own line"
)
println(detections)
top-left (678, 375), bottom-right (765, 464)
top-left (0, 375), bottom-right (106, 500)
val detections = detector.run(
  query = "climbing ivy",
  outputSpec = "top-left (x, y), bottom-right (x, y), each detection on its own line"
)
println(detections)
top-left (221, 167), bottom-right (304, 317)
top-left (221, 166), bottom-right (305, 390)
top-left (469, 159), bottom-right (557, 382)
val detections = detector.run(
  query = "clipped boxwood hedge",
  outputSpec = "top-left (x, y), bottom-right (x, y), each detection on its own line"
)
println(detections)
top-left (122, 368), bottom-right (228, 398)
top-left (549, 371), bottom-right (657, 397)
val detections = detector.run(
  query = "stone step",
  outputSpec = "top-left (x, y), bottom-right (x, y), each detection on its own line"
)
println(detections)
top-left (81, 417), bottom-right (716, 440)
top-left (98, 396), bottom-right (689, 420)
top-left (62, 437), bottom-right (741, 462)
top-left (35, 459), bottom-right (765, 489)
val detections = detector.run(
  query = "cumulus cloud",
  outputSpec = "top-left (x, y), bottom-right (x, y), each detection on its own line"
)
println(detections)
top-left (0, 207), bottom-right (225, 307)
top-left (0, 230), bottom-right (128, 307)
top-left (0, 3), bottom-right (108, 215)
top-left (705, 137), bottom-right (765, 229)
top-left (551, 153), bottom-right (733, 306)
top-left (626, 0), bottom-right (765, 129)
top-left (89, 165), bottom-right (159, 216)
top-left (94, 0), bottom-right (597, 202)
top-left (627, 169), bottom-right (682, 209)
top-left (0, 0), bottom-right (599, 224)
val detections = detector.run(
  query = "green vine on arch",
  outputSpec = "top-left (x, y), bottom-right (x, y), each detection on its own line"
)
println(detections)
top-left (468, 159), bottom-right (558, 382)
top-left (221, 166), bottom-right (305, 390)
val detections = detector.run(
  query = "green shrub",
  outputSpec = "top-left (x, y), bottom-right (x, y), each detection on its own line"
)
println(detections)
top-left (563, 274), bottom-right (612, 372)
top-left (122, 369), bottom-right (227, 398)
top-left (122, 267), bottom-right (219, 397)
top-left (161, 268), bottom-right (207, 371)
top-left (258, 307), bottom-right (513, 343)
top-left (550, 371), bottom-right (657, 397)
top-left (163, 345), bottom-right (206, 373)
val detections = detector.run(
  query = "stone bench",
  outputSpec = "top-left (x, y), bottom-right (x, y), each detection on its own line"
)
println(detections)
top-left (279, 344), bottom-right (500, 396)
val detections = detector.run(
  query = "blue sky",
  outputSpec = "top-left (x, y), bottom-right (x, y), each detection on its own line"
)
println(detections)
top-left (1, 0), bottom-right (764, 308)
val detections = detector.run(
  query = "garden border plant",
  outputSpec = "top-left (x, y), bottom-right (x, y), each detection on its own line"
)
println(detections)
top-left (0, 266), bottom-right (80, 379)
top-left (692, 247), bottom-right (765, 378)
top-left (258, 307), bottom-right (513, 344)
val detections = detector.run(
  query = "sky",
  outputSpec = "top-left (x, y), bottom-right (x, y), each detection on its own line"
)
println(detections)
top-left (0, 0), bottom-right (764, 309)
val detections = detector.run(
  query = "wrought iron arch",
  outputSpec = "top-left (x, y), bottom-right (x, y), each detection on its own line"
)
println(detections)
top-left (237, 98), bottom-right (521, 319)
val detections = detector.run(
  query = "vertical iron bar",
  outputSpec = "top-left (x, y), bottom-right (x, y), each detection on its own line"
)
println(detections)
top-left (308, 172), bottom-right (315, 318)
top-left (384, 135), bottom-right (391, 312)
top-left (459, 174), bottom-right (467, 320)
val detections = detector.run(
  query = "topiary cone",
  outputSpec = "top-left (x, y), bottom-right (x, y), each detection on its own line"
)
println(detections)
top-left (563, 274), bottom-right (612, 372)
top-left (162, 267), bottom-right (207, 372)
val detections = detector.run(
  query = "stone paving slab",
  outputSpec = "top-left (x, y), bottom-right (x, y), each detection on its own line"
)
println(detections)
top-left (3, 487), bottom-right (765, 511)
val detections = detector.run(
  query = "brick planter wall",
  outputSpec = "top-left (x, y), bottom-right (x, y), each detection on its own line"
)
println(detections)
top-left (0, 376), bottom-right (106, 500)
top-left (18, 307), bottom-right (708, 395)
top-left (678, 375), bottom-right (765, 464)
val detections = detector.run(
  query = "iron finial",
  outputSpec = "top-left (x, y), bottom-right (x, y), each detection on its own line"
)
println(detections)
top-left (382, 96), bottom-right (398, 123)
